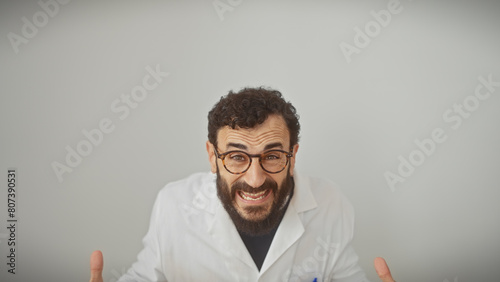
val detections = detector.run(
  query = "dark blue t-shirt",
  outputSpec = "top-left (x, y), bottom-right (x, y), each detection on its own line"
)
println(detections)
top-left (238, 186), bottom-right (294, 271)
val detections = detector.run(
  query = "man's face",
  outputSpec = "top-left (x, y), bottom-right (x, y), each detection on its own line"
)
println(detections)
top-left (206, 115), bottom-right (298, 235)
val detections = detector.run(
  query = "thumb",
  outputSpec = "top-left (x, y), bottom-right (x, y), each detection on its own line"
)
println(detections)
top-left (90, 250), bottom-right (104, 282)
top-left (374, 257), bottom-right (395, 282)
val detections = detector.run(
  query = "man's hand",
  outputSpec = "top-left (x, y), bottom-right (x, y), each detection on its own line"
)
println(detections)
top-left (374, 257), bottom-right (395, 282)
top-left (89, 250), bottom-right (104, 282)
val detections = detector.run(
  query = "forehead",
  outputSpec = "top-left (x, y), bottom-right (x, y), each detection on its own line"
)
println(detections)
top-left (217, 115), bottom-right (290, 151)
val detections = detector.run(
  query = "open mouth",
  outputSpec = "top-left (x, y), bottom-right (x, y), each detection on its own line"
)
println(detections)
top-left (237, 189), bottom-right (271, 202)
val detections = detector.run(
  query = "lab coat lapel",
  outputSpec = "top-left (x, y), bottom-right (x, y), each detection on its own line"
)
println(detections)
top-left (260, 172), bottom-right (317, 274)
top-left (259, 202), bottom-right (303, 273)
top-left (208, 202), bottom-right (257, 270)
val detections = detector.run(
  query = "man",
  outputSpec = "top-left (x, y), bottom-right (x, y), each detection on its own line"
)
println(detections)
top-left (89, 87), bottom-right (396, 281)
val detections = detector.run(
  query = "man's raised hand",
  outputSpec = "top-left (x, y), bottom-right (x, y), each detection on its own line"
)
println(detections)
top-left (89, 250), bottom-right (104, 282)
top-left (374, 257), bottom-right (395, 282)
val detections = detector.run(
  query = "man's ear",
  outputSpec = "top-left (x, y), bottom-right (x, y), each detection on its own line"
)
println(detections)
top-left (289, 144), bottom-right (299, 176)
top-left (206, 141), bottom-right (217, 173)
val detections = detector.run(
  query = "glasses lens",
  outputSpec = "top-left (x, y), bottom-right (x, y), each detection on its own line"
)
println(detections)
top-left (261, 151), bottom-right (288, 173)
top-left (224, 151), bottom-right (250, 173)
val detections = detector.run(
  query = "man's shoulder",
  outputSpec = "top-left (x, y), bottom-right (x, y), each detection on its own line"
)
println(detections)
top-left (294, 173), bottom-right (357, 238)
top-left (156, 171), bottom-right (216, 202)
top-left (294, 172), bottom-right (355, 217)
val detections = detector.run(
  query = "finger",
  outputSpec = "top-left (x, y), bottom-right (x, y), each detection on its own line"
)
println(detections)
top-left (374, 257), bottom-right (395, 282)
top-left (90, 250), bottom-right (104, 282)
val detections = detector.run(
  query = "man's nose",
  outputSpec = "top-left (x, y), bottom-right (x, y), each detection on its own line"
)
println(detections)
top-left (243, 159), bottom-right (266, 188)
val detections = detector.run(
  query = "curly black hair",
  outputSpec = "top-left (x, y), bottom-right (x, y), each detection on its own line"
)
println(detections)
top-left (207, 87), bottom-right (300, 149)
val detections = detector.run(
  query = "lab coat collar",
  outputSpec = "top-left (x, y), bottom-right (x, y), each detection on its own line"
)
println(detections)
top-left (289, 171), bottom-right (318, 213)
top-left (260, 171), bottom-right (317, 273)
top-left (207, 171), bottom-right (318, 274)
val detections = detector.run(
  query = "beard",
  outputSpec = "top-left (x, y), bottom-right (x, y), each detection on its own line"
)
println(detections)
top-left (216, 167), bottom-right (294, 236)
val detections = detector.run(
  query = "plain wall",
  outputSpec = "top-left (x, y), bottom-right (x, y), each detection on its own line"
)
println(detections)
top-left (1, 0), bottom-right (499, 281)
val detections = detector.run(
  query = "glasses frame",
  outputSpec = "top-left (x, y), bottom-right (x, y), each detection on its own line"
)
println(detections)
top-left (214, 148), bottom-right (294, 174)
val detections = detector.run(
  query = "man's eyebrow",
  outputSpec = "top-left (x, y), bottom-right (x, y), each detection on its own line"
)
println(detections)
top-left (226, 142), bottom-right (284, 151)
top-left (264, 142), bottom-right (283, 151)
top-left (227, 143), bottom-right (248, 150)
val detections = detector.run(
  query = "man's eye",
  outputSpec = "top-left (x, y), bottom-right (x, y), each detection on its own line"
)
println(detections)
top-left (264, 154), bottom-right (280, 160)
top-left (229, 154), bottom-right (247, 161)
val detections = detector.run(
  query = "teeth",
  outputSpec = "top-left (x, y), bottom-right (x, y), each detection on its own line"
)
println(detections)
top-left (240, 190), bottom-right (267, 201)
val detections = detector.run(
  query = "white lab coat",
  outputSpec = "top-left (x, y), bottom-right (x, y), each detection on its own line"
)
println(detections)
top-left (119, 172), bottom-right (370, 282)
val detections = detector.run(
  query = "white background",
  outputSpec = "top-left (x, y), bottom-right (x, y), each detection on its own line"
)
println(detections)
top-left (1, 0), bottom-right (499, 281)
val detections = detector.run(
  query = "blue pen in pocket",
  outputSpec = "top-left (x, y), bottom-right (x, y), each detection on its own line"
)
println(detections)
top-left (312, 278), bottom-right (317, 282)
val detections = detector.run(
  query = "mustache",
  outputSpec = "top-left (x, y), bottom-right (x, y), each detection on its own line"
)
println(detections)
top-left (231, 178), bottom-right (278, 195)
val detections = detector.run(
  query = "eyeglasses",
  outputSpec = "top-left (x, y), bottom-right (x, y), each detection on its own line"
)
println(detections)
top-left (214, 148), bottom-right (293, 174)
